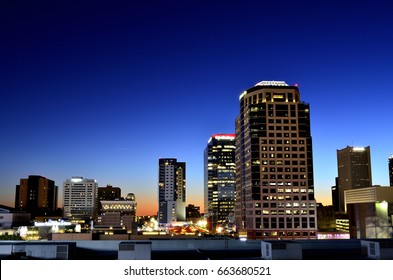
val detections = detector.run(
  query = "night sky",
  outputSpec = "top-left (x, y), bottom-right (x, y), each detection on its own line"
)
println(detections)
top-left (1, 0), bottom-right (392, 215)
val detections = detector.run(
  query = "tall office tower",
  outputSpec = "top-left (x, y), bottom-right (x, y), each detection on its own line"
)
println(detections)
top-left (204, 133), bottom-right (236, 233)
top-left (158, 158), bottom-right (186, 225)
top-left (98, 185), bottom-right (121, 201)
top-left (15, 175), bottom-right (58, 218)
top-left (336, 146), bottom-right (372, 213)
top-left (235, 80), bottom-right (317, 240)
top-left (63, 176), bottom-right (98, 222)
top-left (389, 155), bottom-right (393, 187)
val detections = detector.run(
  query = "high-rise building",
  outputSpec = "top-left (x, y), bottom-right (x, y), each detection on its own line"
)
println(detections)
top-left (235, 80), bottom-right (317, 240)
top-left (204, 133), bottom-right (236, 233)
top-left (15, 175), bottom-right (58, 219)
top-left (389, 155), bottom-right (393, 187)
top-left (158, 158), bottom-right (186, 225)
top-left (336, 146), bottom-right (372, 213)
top-left (63, 176), bottom-right (98, 222)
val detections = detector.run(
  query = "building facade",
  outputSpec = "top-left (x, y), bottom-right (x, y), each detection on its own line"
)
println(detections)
top-left (0, 205), bottom-right (31, 229)
top-left (158, 159), bottom-right (186, 225)
top-left (204, 134), bottom-right (236, 233)
top-left (235, 80), bottom-right (317, 239)
top-left (98, 185), bottom-right (121, 201)
top-left (345, 186), bottom-right (393, 239)
top-left (97, 195), bottom-right (137, 232)
top-left (186, 204), bottom-right (201, 224)
top-left (15, 175), bottom-right (58, 219)
top-left (63, 177), bottom-right (98, 223)
top-left (336, 146), bottom-right (372, 213)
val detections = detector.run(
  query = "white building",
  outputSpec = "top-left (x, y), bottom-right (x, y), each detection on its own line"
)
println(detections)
top-left (0, 205), bottom-right (30, 230)
top-left (63, 177), bottom-right (98, 222)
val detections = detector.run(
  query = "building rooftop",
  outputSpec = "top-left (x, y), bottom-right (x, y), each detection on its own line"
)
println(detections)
top-left (254, 81), bottom-right (289, 87)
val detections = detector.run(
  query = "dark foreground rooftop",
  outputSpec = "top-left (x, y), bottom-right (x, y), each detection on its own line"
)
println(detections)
top-left (1, 238), bottom-right (392, 260)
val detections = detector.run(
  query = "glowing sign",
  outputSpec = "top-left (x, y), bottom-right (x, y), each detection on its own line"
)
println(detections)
top-left (353, 147), bottom-right (366, 152)
top-left (208, 134), bottom-right (236, 143)
top-left (71, 177), bottom-right (83, 182)
top-left (212, 134), bottom-right (235, 139)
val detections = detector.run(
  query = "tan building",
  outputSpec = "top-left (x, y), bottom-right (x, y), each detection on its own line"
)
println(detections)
top-left (15, 175), bottom-right (58, 219)
top-left (235, 81), bottom-right (317, 239)
top-left (336, 146), bottom-right (372, 213)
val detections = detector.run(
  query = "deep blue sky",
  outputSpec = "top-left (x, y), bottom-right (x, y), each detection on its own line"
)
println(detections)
top-left (1, 0), bottom-right (392, 215)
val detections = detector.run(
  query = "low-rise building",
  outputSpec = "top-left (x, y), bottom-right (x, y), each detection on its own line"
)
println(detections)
top-left (345, 186), bottom-right (393, 239)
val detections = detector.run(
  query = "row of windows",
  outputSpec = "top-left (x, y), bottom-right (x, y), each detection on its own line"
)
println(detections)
top-left (261, 167), bottom-right (306, 173)
top-left (259, 203), bottom-right (315, 210)
top-left (261, 160), bottom-right (307, 166)
top-left (261, 195), bottom-right (309, 201)
top-left (261, 139), bottom-right (305, 145)
top-left (261, 174), bottom-right (307, 179)
top-left (257, 209), bottom-right (314, 215)
top-left (246, 92), bottom-right (297, 104)
top-left (251, 132), bottom-right (298, 138)
top-left (261, 153), bottom-right (306, 159)
top-left (254, 202), bottom-right (315, 207)
top-left (251, 231), bottom-right (316, 237)
top-left (260, 181), bottom-right (308, 187)
top-left (266, 125), bottom-right (297, 131)
top-left (249, 118), bottom-right (298, 126)
top-left (255, 216), bottom-right (315, 229)
top-left (268, 118), bottom-right (297, 124)
top-left (261, 146), bottom-right (306, 151)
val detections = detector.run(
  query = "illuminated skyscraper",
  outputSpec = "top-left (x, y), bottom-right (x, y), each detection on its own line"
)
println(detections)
top-left (336, 146), bottom-right (372, 213)
top-left (15, 175), bottom-right (58, 219)
top-left (204, 134), bottom-right (236, 233)
top-left (158, 158), bottom-right (186, 225)
top-left (63, 176), bottom-right (98, 222)
top-left (235, 81), bottom-right (317, 239)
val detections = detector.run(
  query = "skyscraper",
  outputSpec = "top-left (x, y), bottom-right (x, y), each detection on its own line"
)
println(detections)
top-left (63, 176), bottom-right (98, 222)
top-left (235, 80), bottom-right (317, 240)
top-left (204, 133), bottom-right (236, 233)
top-left (389, 155), bottom-right (393, 187)
top-left (336, 146), bottom-right (372, 213)
top-left (15, 175), bottom-right (58, 219)
top-left (158, 158), bottom-right (186, 225)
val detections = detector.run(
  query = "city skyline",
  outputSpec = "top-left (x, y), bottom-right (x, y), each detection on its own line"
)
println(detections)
top-left (1, 1), bottom-right (393, 216)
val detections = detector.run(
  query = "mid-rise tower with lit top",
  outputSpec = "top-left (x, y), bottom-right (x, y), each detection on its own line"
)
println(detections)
top-left (235, 81), bottom-right (317, 239)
